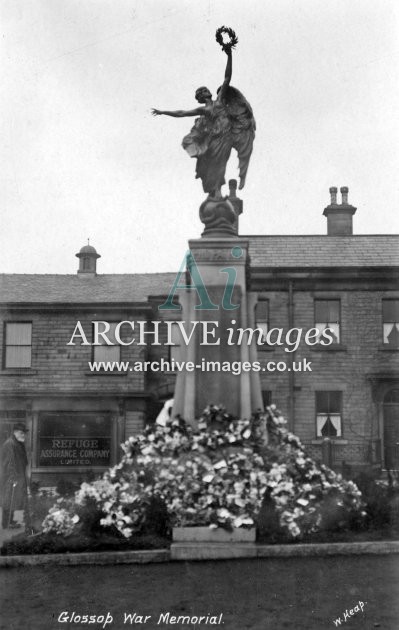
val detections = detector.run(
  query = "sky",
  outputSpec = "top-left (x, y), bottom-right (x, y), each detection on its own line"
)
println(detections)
top-left (1, 0), bottom-right (399, 275)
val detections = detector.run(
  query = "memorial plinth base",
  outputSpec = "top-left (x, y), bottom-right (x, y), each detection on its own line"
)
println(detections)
top-left (172, 237), bottom-right (263, 422)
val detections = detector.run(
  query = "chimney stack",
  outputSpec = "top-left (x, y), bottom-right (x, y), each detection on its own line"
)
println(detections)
top-left (323, 186), bottom-right (356, 236)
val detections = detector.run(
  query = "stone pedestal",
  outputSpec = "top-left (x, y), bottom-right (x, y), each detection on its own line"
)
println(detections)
top-left (172, 236), bottom-right (263, 422)
top-left (170, 527), bottom-right (257, 561)
top-left (172, 526), bottom-right (256, 542)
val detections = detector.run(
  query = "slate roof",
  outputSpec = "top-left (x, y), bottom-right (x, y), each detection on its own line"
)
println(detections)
top-left (1, 235), bottom-right (398, 304)
top-left (0, 273), bottom-right (177, 304)
top-left (246, 235), bottom-right (399, 268)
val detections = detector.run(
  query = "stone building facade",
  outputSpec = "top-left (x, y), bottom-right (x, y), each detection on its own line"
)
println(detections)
top-left (0, 253), bottom-right (178, 485)
top-left (249, 188), bottom-right (399, 473)
top-left (1, 188), bottom-right (399, 484)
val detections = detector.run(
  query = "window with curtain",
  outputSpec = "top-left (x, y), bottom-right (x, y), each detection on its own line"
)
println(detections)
top-left (316, 391), bottom-right (342, 437)
top-left (4, 322), bottom-right (32, 368)
top-left (382, 300), bottom-right (399, 347)
top-left (314, 299), bottom-right (340, 344)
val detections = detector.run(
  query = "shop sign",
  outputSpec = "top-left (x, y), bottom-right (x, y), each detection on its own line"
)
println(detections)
top-left (38, 436), bottom-right (111, 466)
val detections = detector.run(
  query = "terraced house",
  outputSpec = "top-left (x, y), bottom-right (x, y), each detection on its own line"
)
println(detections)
top-left (1, 187), bottom-right (399, 484)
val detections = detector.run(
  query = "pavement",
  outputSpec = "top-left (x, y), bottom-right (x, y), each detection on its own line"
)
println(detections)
top-left (2, 555), bottom-right (399, 630)
top-left (0, 509), bottom-right (25, 547)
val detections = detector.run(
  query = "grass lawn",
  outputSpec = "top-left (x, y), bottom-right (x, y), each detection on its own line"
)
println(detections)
top-left (1, 555), bottom-right (398, 630)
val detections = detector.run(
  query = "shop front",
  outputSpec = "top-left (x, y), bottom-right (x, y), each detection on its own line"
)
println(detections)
top-left (35, 412), bottom-right (114, 471)
top-left (0, 396), bottom-right (136, 488)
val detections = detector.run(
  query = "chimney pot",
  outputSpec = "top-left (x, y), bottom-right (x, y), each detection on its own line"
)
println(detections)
top-left (340, 186), bottom-right (349, 204)
top-left (329, 187), bottom-right (338, 204)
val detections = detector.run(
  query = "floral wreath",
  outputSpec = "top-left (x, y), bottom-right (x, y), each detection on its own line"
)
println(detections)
top-left (215, 26), bottom-right (238, 52)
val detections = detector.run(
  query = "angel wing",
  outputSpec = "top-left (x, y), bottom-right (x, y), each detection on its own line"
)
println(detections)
top-left (220, 86), bottom-right (256, 136)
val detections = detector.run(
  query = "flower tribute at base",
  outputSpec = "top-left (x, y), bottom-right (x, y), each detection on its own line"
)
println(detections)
top-left (42, 405), bottom-right (365, 540)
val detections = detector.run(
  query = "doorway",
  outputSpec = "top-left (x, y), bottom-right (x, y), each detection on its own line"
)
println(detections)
top-left (383, 389), bottom-right (399, 470)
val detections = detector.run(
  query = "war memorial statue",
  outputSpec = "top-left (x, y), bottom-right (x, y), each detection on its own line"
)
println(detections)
top-left (152, 27), bottom-right (255, 201)
top-left (152, 29), bottom-right (263, 419)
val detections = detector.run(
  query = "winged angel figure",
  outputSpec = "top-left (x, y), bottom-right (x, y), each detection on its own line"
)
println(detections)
top-left (152, 28), bottom-right (255, 199)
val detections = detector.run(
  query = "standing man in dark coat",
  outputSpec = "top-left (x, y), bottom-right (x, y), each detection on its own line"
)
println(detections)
top-left (1, 423), bottom-right (30, 530)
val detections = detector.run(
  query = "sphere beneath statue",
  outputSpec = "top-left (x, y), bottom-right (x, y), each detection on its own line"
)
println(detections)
top-left (199, 198), bottom-right (238, 238)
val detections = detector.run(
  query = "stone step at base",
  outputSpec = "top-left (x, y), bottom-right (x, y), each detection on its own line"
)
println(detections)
top-left (171, 542), bottom-right (258, 561)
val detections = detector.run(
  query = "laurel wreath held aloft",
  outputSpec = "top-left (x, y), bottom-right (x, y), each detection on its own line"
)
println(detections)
top-left (215, 26), bottom-right (238, 52)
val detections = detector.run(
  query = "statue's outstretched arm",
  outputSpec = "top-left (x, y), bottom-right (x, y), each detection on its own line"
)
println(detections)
top-left (217, 49), bottom-right (232, 102)
top-left (151, 106), bottom-right (206, 118)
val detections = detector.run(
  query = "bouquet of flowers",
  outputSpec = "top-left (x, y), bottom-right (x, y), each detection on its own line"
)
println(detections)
top-left (42, 404), bottom-right (365, 540)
